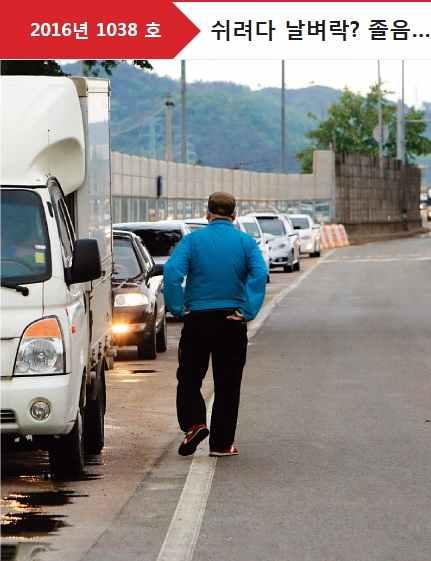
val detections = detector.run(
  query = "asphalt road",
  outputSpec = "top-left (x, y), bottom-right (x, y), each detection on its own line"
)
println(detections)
top-left (2, 233), bottom-right (431, 561)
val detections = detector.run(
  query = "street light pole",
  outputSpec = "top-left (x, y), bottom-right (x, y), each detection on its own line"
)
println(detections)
top-left (164, 95), bottom-right (175, 162)
top-left (396, 60), bottom-right (406, 164)
top-left (181, 60), bottom-right (187, 164)
top-left (281, 59), bottom-right (287, 173)
top-left (377, 60), bottom-right (384, 172)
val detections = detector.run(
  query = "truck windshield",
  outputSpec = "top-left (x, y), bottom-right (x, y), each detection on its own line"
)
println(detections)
top-left (1, 190), bottom-right (51, 284)
top-left (134, 229), bottom-right (183, 257)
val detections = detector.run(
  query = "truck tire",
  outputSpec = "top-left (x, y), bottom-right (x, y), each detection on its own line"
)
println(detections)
top-left (138, 325), bottom-right (157, 360)
top-left (49, 409), bottom-right (85, 477)
top-left (156, 313), bottom-right (168, 353)
top-left (84, 367), bottom-right (106, 455)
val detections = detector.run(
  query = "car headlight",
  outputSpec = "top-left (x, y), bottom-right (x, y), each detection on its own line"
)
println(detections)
top-left (14, 317), bottom-right (65, 376)
top-left (114, 293), bottom-right (149, 307)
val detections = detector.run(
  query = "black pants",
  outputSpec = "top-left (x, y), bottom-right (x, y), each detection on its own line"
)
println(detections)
top-left (176, 310), bottom-right (248, 450)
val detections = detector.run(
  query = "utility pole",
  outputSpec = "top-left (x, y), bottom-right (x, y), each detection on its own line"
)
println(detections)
top-left (181, 60), bottom-right (187, 164)
top-left (377, 60), bottom-right (384, 172)
top-left (396, 60), bottom-right (406, 164)
top-left (164, 95), bottom-right (175, 162)
top-left (281, 60), bottom-right (287, 173)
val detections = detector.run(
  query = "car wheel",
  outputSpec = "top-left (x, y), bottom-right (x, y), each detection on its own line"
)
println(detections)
top-left (284, 253), bottom-right (294, 273)
top-left (49, 408), bottom-right (85, 477)
top-left (156, 313), bottom-right (168, 353)
top-left (138, 323), bottom-right (157, 360)
top-left (293, 259), bottom-right (300, 272)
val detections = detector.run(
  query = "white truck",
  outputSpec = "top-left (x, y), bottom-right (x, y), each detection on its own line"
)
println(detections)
top-left (0, 76), bottom-right (113, 476)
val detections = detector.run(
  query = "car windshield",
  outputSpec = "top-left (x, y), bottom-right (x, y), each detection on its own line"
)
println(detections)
top-left (241, 222), bottom-right (260, 239)
top-left (1, 189), bottom-right (50, 284)
top-left (291, 217), bottom-right (310, 229)
top-left (113, 238), bottom-right (141, 280)
top-left (134, 229), bottom-right (183, 257)
top-left (257, 217), bottom-right (285, 237)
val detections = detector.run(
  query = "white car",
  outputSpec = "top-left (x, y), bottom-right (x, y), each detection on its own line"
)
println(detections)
top-left (184, 217), bottom-right (208, 231)
top-left (235, 215), bottom-right (270, 279)
top-left (248, 212), bottom-right (300, 272)
top-left (289, 214), bottom-right (321, 257)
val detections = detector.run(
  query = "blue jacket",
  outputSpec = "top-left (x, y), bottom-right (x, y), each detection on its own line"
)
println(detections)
top-left (163, 219), bottom-right (267, 321)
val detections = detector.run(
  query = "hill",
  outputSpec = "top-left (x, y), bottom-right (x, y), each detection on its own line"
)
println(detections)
top-left (63, 62), bottom-right (340, 173)
top-left (63, 62), bottom-right (430, 180)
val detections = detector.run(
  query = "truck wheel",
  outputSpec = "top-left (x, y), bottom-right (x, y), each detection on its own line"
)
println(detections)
top-left (156, 313), bottom-right (168, 353)
top-left (138, 326), bottom-right (157, 360)
top-left (84, 371), bottom-right (106, 455)
top-left (49, 409), bottom-right (85, 477)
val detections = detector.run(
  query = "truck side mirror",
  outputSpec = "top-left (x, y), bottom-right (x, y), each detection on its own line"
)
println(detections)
top-left (70, 239), bottom-right (102, 284)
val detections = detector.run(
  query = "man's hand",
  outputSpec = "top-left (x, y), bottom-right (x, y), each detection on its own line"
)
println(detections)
top-left (226, 310), bottom-right (244, 321)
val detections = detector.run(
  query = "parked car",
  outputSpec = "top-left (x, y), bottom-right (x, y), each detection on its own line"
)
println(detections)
top-left (114, 220), bottom-right (191, 272)
top-left (112, 230), bottom-right (167, 359)
top-left (248, 212), bottom-right (300, 272)
top-left (289, 214), bottom-right (321, 257)
top-left (184, 217), bottom-right (208, 231)
top-left (235, 215), bottom-right (270, 278)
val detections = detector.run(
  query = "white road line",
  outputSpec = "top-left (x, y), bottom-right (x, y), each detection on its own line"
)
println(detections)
top-left (155, 250), bottom-right (336, 561)
top-left (323, 256), bottom-right (431, 264)
top-left (156, 395), bottom-right (216, 561)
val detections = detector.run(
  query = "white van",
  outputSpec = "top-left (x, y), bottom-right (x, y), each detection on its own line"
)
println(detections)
top-left (0, 76), bottom-right (113, 475)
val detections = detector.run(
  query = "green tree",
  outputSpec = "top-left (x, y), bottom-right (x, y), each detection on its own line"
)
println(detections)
top-left (297, 85), bottom-right (431, 172)
top-left (1, 59), bottom-right (152, 77)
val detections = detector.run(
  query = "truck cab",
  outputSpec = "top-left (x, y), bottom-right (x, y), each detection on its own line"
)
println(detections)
top-left (0, 76), bottom-right (113, 476)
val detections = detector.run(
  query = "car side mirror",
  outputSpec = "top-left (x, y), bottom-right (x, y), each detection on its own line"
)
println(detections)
top-left (69, 239), bottom-right (102, 284)
top-left (262, 233), bottom-right (274, 244)
top-left (150, 263), bottom-right (164, 277)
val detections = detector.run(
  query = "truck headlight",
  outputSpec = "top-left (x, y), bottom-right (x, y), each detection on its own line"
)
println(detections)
top-left (114, 293), bottom-right (149, 307)
top-left (14, 317), bottom-right (65, 376)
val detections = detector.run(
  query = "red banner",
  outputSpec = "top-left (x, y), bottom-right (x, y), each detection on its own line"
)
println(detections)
top-left (0, 0), bottom-right (200, 58)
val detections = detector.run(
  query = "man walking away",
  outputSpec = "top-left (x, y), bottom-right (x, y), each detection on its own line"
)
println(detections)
top-left (164, 192), bottom-right (268, 457)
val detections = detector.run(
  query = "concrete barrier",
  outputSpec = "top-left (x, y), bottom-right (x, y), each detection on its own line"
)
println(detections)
top-left (320, 224), bottom-right (350, 249)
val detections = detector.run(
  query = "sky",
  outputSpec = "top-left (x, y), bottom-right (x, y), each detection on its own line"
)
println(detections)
top-left (148, 59), bottom-right (431, 107)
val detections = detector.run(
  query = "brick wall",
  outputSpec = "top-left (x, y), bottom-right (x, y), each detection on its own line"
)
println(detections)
top-left (335, 154), bottom-right (422, 238)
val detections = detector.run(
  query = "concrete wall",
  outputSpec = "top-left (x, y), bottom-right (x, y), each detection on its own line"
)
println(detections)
top-left (111, 150), bottom-right (335, 206)
top-left (335, 154), bottom-right (422, 238)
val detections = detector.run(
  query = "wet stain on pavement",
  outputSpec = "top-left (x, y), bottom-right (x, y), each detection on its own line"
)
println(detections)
top-left (1, 489), bottom-right (91, 538)
top-left (3, 490), bottom-right (88, 508)
top-left (1, 541), bottom-right (50, 560)
top-left (1, 512), bottom-right (68, 537)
